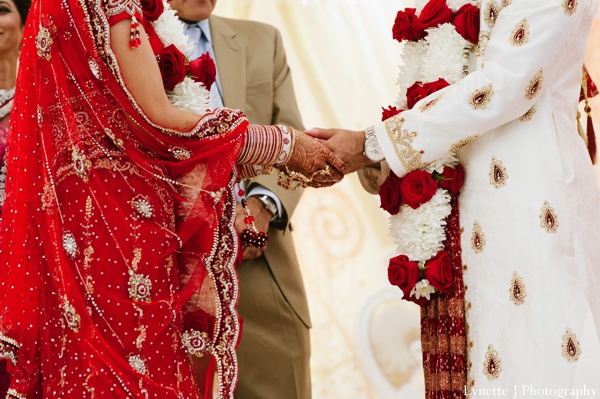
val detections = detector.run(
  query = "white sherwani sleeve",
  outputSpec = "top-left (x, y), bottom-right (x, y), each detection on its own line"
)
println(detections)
top-left (375, 0), bottom-right (593, 177)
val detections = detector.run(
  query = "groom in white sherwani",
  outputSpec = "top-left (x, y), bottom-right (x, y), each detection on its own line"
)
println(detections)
top-left (310, 0), bottom-right (600, 392)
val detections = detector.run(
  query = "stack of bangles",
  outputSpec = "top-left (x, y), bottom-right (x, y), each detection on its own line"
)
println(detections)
top-left (237, 124), bottom-right (294, 179)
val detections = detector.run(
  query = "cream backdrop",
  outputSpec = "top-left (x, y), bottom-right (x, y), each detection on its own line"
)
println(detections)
top-left (212, 1), bottom-right (600, 398)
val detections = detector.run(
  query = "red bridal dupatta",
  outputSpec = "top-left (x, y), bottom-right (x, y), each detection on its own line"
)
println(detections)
top-left (0, 0), bottom-right (247, 397)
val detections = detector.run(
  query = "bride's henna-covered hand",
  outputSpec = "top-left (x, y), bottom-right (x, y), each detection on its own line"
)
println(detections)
top-left (284, 131), bottom-right (350, 187)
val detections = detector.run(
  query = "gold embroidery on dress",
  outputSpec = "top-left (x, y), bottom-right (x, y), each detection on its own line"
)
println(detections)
top-left (540, 201), bottom-right (559, 233)
top-left (449, 135), bottom-right (479, 152)
top-left (384, 117), bottom-right (424, 173)
top-left (502, 0), bottom-right (511, 7)
top-left (182, 330), bottom-right (212, 358)
top-left (562, 0), bottom-right (578, 15)
top-left (36, 24), bottom-right (54, 60)
top-left (132, 195), bottom-right (154, 219)
top-left (419, 94), bottom-right (444, 112)
top-left (561, 328), bottom-right (581, 362)
top-left (169, 146), bottom-right (193, 161)
top-left (6, 389), bottom-right (27, 399)
top-left (484, 0), bottom-right (500, 28)
top-left (62, 232), bottom-right (79, 258)
top-left (510, 19), bottom-right (530, 47)
top-left (525, 69), bottom-right (543, 100)
top-left (489, 156), bottom-right (508, 188)
top-left (483, 345), bottom-right (502, 380)
top-left (104, 128), bottom-right (124, 149)
top-left (469, 84), bottom-right (494, 110)
top-left (476, 31), bottom-right (491, 58)
top-left (89, 59), bottom-right (102, 80)
top-left (128, 271), bottom-right (152, 303)
top-left (104, 0), bottom-right (142, 18)
top-left (61, 297), bottom-right (81, 333)
top-left (471, 221), bottom-right (485, 254)
top-left (127, 354), bottom-right (148, 375)
top-left (0, 333), bottom-right (19, 367)
top-left (519, 106), bottom-right (536, 122)
top-left (509, 271), bottom-right (526, 305)
top-left (72, 147), bottom-right (92, 183)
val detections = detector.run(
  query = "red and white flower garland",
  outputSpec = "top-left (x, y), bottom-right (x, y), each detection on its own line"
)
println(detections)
top-left (380, 0), bottom-right (480, 306)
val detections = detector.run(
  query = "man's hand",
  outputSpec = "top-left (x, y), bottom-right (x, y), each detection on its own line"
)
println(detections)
top-left (234, 197), bottom-right (272, 260)
top-left (305, 128), bottom-right (376, 174)
top-left (283, 131), bottom-right (350, 187)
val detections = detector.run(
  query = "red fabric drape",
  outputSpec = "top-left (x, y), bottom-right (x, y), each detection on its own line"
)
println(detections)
top-left (0, 0), bottom-right (246, 397)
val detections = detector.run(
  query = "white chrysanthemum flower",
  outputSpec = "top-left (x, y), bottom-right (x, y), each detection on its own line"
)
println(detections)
top-left (411, 279), bottom-right (437, 300)
top-left (447, 0), bottom-right (477, 11)
top-left (167, 77), bottom-right (211, 115)
top-left (389, 189), bottom-right (452, 262)
top-left (426, 152), bottom-right (460, 174)
top-left (397, 41), bottom-right (427, 103)
top-left (421, 24), bottom-right (470, 85)
top-left (153, 6), bottom-right (194, 56)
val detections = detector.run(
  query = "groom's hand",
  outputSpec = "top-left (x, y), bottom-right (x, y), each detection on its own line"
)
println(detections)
top-left (305, 128), bottom-right (375, 173)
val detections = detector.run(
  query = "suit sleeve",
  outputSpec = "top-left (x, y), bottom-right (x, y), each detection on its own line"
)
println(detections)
top-left (250, 27), bottom-right (304, 222)
top-left (375, 0), bottom-right (594, 177)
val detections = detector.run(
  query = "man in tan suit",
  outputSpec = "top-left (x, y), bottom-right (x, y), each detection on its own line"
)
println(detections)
top-left (168, 1), bottom-right (312, 398)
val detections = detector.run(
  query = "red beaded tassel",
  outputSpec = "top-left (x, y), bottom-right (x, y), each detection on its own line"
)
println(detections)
top-left (129, 16), bottom-right (141, 49)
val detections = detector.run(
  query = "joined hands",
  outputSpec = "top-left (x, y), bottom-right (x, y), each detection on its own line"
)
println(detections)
top-left (305, 127), bottom-right (377, 173)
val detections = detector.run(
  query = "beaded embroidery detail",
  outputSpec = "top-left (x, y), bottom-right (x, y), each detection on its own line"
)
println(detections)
top-left (36, 25), bottom-right (53, 60)
top-left (62, 232), bottom-right (79, 258)
top-left (419, 94), bottom-right (444, 112)
top-left (169, 146), bottom-right (193, 161)
top-left (132, 195), bottom-right (154, 219)
top-left (471, 221), bottom-right (485, 254)
top-left (525, 69), bottom-right (543, 100)
top-left (519, 106), bottom-right (536, 122)
top-left (540, 201), bottom-right (559, 233)
top-left (127, 354), bottom-right (148, 375)
top-left (384, 117), bottom-right (424, 174)
top-left (563, 0), bottom-right (578, 15)
top-left (484, 0), bottom-right (500, 28)
top-left (509, 271), bottom-right (526, 305)
top-left (449, 135), bottom-right (479, 153)
top-left (483, 345), bottom-right (502, 380)
top-left (104, 0), bottom-right (142, 18)
top-left (476, 31), bottom-right (491, 58)
top-left (489, 157), bottom-right (508, 188)
top-left (72, 147), bottom-right (92, 183)
top-left (182, 329), bottom-right (211, 358)
top-left (469, 84), bottom-right (494, 110)
top-left (510, 19), bottom-right (530, 47)
top-left (89, 59), bottom-right (102, 80)
top-left (61, 297), bottom-right (81, 333)
top-left (0, 333), bottom-right (19, 366)
top-left (561, 329), bottom-right (581, 362)
top-left (128, 271), bottom-right (152, 303)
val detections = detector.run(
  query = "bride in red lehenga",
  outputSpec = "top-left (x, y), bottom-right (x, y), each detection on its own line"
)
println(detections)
top-left (0, 0), bottom-right (346, 398)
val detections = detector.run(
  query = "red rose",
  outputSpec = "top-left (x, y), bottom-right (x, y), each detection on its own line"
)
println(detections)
top-left (399, 170), bottom-right (438, 209)
top-left (453, 4), bottom-right (480, 44)
top-left (189, 52), bottom-right (217, 90)
top-left (142, 19), bottom-right (164, 55)
top-left (388, 254), bottom-right (420, 298)
top-left (406, 78), bottom-right (450, 110)
top-left (437, 165), bottom-right (465, 195)
top-left (419, 0), bottom-right (453, 29)
top-left (141, 0), bottom-right (164, 22)
top-left (379, 171), bottom-right (403, 215)
top-left (381, 105), bottom-right (403, 122)
top-left (423, 251), bottom-right (453, 294)
top-left (393, 8), bottom-right (425, 42)
top-left (158, 44), bottom-right (187, 91)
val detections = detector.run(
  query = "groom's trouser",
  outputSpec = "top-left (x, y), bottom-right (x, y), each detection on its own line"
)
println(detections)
top-left (235, 254), bottom-right (311, 399)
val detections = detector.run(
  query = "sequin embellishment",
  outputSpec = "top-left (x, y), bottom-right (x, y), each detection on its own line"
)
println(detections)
top-left (509, 271), bottom-right (526, 305)
top-left (476, 31), bottom-right (492, 58)
top-left (72, 147), bottom-right (92, 183)
top-left (169, 146), bottom-right (193, 161)
top-left (384, 117), bottom-right (424, 174)
top-left (36, 25), bottom-right (53, 60)
top-left (62, 232), bottom-right (79, 258)
top-left (540, 201), bottom-right (559, 233)
top-left (471, 221), bottom-right (485, 254)
top-left (182, 330), bottom-right (211, 358)
top-left (132, 195), bottom-right (154, 219)
top-left (525, 69), bottom-right (543, 100)
top-left (127, 354), bottom-right (148, 375)
top-left (449, 135), bottom-right (479, 153)
top-left (489, 157), bottom-right (508, 188)
top-left (561, 329), bottom-right (581, 362)
top-left (469, 84), bottom-right (494, 110)
top-left (519, 106), bottom-right (536, 122)
top-left (510, 19), bottom-right (530, 47)
top-left (563, 0), bottom-right (578, 15)
top-left (89, 59), bottom-right (101, 80)
top-left (484, 0), bottom-right (500, 28)
top-left (419, 94), bottom-right (444, 112)
top-left (483, 345), bottom-right (502, 380)
top-left (128, 271), bottom-right (152, 303)
top-left (61, 297), bottom-right (81, 333)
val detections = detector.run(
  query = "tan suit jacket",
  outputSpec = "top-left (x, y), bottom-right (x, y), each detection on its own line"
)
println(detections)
top-left (210, 15), bottom-right (310, 328)
top-left (210, 15), bottom-right (312, 399)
